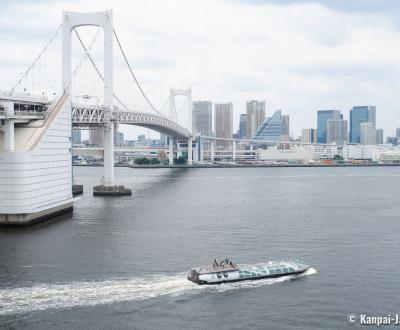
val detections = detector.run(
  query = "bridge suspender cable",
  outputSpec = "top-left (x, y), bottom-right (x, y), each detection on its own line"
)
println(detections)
top-left (73, 29), bottom-right (131, 111)
top-left (112, 28), bottom-right (165, 117)
top-left (9, 24), bottom-right (63, 95)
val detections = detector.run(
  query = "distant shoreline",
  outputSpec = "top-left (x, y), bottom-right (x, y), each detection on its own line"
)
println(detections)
top-left (74, 163), bottom-right (400, 169)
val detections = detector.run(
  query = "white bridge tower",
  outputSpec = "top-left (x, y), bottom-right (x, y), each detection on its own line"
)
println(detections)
top-left (168, 88), bottom-right (193, 165)
top-left (63, 11), bottom-right (115, 186)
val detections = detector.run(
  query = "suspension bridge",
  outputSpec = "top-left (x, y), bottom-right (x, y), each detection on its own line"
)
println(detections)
top-left (0, 10), bottom-right (194, 225)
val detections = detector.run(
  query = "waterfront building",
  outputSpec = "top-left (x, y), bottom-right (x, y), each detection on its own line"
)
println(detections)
top-left (313, 144), bottom-right (338, 159)
top-left (301, 128), bottom-right (317, 144)
top-left (360, 122), bottom-right (376, 145)
top-left (192, 101), bottom-right (212, 136)
top-left (246, 100), bottom-right (265, 138)
top-left (160, 134), bottom-right (168, 146)
top-left (253, 110), bottom-right (281, 142)
top-left (89, 128), bottom-right (103, 146)
top-left (386, 136), bottom-right (398, 145)
top-left (317, 110), bottom-right (341, 143)
top-left (214, 102), bottom-right (233, 148)
top-left (396, 128), bottom-right (400, 141)
top-left (116, 132), bottom-right (124, 146)
top-left (258, 145), bottom-right (314, 163)
top-left (281, 115), bottom-right (290, 141)
top-left (376, 147), bottom-right (400, 163)
top-left (376, 128), bottom-right (384, 145)
top-left (239, 114), bottom-right (247, 139)
top-left (327, 119), bottom-right (348, 145)
top-left (138, 134), bottom-right (146, 142)
top-left (72, 129), bottom-right (81, 145)
top-left (349, 106), bottom-right (376, 143)
top-left (342, 144), bottom-right (375, 160)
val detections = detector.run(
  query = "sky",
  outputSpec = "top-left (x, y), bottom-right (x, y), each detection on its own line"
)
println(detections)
top-left (1, 0), bottom-right (400, 139)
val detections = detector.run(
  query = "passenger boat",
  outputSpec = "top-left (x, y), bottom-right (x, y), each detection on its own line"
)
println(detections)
top-left (187, 258), bottom-right (310, 285)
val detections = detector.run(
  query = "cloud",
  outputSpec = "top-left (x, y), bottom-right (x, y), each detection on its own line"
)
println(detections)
top-left (232, 0), bottom-right (400, 13)
top-left (1, 0), bottom-right (400, 139)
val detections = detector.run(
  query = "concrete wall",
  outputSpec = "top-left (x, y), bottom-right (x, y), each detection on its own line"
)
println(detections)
top-left (0, 96), bottom-right (73, 221)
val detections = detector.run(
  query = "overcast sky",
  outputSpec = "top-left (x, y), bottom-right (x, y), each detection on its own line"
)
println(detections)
top-left (1, 0), bottom-right (400, 139)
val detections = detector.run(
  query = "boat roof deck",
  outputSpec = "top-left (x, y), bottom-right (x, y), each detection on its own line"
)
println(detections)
top-left (193, 260), bottom-right (306, 274)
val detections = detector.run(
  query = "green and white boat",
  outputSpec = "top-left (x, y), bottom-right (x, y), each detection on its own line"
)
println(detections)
top-left (187, 259), bottom-right (310, 285)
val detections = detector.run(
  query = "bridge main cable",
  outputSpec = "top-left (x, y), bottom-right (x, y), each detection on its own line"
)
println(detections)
top-left (112, 28), bottom-right (164, 117)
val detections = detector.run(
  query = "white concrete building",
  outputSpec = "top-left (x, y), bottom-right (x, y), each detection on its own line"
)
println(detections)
top-left (360, 122), bottom-right (376, 145)
top-left (258, 146), bottom-right (314, 163)
top-left (313, 144), bottom-right (338, 159)
top-left (342, 144), bottom-right (375, 160)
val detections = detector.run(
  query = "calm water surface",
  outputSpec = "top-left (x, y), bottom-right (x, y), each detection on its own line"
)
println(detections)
top-left (1, 166), bottom-right (400, 329)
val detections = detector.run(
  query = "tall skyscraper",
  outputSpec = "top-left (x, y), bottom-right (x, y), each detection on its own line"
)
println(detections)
top-left (350, 106), bottom-right (376, 143)
top-left (239, 114), bottom-right (247, 139)
top-left (376, 128), bottom-right (384, 145)
top-left (301, 129), bottom-right (317, 144)
top-left (89, 129), bottom-right (103, 146)
top-left (214, 102), bottom-right (233, 148)
top-left (72, 129), bottom-right (81, 145)
top-left (396, 127), bottom-right (400, 141)
top-left (360, 122), bottom-right (376, 145)
top-left (317, 110), bottom-right (341, 143)
top-left (281, 115), bottom-right (290, 141)
top-left (253, 110), bottom-right (282, 142)
top-left (327, 119), bottom-right (348, 145)
top-left (116, 132), bottom-right (124, 146)
top-left (192, 101), bottom-right (212, 136)
top-left (246, 100), bottom-right (265, 138)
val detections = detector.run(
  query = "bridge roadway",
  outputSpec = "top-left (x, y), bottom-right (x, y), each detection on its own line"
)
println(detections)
top-left (71, 104), bottom-right (190, 138)
top-left (0, 101), bottom-right (190, 139)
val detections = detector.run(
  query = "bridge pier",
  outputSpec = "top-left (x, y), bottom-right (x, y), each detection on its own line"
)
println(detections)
top-left (103, 123), bottom-right (114, 185)
top-left (199, 136), bottom-right (204, 163)
top-left (4, 120), bottom-right (15, 152)
top-left (233, 140), bottom-right (236, 162)
top-left (188, 136), bottom-right (193, 165)
top-left (169, 137), bottom-right (174, 165)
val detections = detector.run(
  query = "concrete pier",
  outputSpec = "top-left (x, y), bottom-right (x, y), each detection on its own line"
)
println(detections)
top-left (0, 203), bottom-right (73, 227)
top-left (72, 184), bottom-right (84, 196)
top-left (93, 185), bottom-right (132, 196)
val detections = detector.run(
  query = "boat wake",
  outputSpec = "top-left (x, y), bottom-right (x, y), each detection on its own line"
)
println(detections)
top-left (0, 268), bottom-right (317, 316)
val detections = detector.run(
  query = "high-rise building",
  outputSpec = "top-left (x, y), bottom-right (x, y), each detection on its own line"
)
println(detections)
top-left (317, 110), bottom-right (341, 143)
top-left (160, 134), bottom-right (168, 146)
top-left (281, 115), bottom-right (290, 141)
top-left (246, 100), bottom-right (265, 138)
top-left (301, 129), bottom-right (317, 144)
top-left (192, 101), bottom-right (212, 136)
top-left (350, 106), bottom-right (376, 143)
top-left (239, 114), bottom-right (247, 139)
top-left (376, 128), bottom-right (384, 145)
top-left (72, 129), bottom-right (81, 145)
top-left (253, 110), bottom-right (282, 142)
top-left (386, 136), bottom-right (398, 145)
top-left (360, 122), bottom-right (376, 145)
top-left (327, 119), bottom-right (348, 145)
top-left (396, 128), bottom-right (400, 141)
top-left (214, 102), bottom-right (233, 148)
top-left (116, 132), bottom-right (124, 146)
top-left (89, 129), bottom-right (103, 146)
top-left (138, 134), bottom-right (146, 142)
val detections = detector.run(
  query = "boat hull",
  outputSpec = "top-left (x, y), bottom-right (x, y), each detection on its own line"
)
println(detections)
top-left (188, 267), bottom-right (309, 285)
top-left (187, 261), bottom-right (310, 285)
